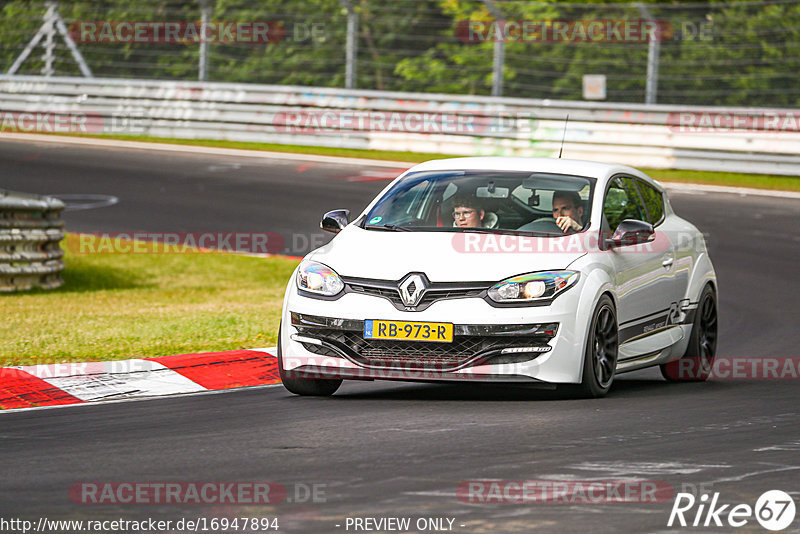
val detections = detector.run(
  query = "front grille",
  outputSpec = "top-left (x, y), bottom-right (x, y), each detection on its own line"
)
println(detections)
top-left (349, 285), bottom-right (396, 300)
top-left (303, 343), bottom-right (340, 358)
top-left (297, 328), bottom-right (550, 371)
top-left (418, 289), bottom-right (485, 306)
top-left (346, 278), bottom-right (489, 311)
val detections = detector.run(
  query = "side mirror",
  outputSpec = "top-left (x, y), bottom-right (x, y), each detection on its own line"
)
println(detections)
top-left (320, 209), bottom-right (350, 234)
top-left (605, 219), bottom-right (654, 248)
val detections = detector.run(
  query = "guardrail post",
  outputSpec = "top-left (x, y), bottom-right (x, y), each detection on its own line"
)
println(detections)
top-left (340, 0), bottom-right (358, 89)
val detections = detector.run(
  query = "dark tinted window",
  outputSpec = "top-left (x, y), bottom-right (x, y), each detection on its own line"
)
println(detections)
top-left (364, 170), bottom-right (595, 235)
top-left (637, 180), bottom-right (665, 224)
top-left (603, 176), bottom-right (646, 230)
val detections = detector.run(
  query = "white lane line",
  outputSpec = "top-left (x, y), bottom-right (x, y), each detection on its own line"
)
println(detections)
top-left (705, 465), bottom-right (800, 485)
top-left (754, 440), bottom-right (800, 452)
top-left (569, 461), bottom-right (730, 476)
top-left (50, 194), bottom-right (119, 211)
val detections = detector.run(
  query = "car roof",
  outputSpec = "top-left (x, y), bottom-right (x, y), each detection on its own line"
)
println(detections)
top-left (404, 157), bottom-right (663, 191)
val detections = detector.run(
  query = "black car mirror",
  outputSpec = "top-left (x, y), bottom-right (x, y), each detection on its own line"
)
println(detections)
top-left (605, 219), bottom-right (654, 248)
top-left (320, 209), bottom-right (350, 234)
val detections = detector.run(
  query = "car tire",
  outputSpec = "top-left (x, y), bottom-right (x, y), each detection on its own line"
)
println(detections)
top-left (277, 323), bottom-right (342, 396)
top-left (572, 295), bottom-right (618, 398)
top-left (660, 285), bottom-right (717, 382)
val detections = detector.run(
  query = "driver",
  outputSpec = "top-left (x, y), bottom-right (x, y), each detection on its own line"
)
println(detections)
top-left (451, 195), bottom-right (485, 228)
top-left (552, 191), bottom-right (584, 234)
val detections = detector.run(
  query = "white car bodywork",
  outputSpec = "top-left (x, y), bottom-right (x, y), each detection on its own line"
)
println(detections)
top-left (279, 157), bottom-right (717, 391)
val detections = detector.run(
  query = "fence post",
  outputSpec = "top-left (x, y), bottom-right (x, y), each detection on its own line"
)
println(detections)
top-left (483, 0), bottom-right (504, 97)
top-left (198, 0), bottom-right (211, 81)
top-left (7, 1), bottom-right (93, 77)
top-left (42, 2), bottom-right (57, 76)
top-left (340, 0), bottom-right (358, 89)
top-left (636, 3), bottom-right (660, 105)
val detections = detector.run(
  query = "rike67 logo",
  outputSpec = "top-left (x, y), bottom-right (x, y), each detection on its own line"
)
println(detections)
top-left (668, 490), bottom-right (796, 531)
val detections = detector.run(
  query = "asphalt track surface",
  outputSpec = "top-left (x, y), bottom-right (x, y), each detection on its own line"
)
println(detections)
top-left (2, 138), bottom-right (799, 533)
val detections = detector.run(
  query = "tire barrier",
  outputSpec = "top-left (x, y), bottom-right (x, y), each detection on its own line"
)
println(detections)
top-left (0, 189), bottom-right (65, 292)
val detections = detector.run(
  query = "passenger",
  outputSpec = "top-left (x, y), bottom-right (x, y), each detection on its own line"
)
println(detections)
top-left (451, 195), bottom-right (485, 228)
top-left (552, 190), bottom-right (584, 234)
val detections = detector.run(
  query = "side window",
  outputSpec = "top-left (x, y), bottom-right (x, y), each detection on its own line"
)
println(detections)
top-left (603, 176), bottom-right (646, 230)
top-left (370, 179), bottom-right (431, 224)
top-left (442, 183), bottom-right (458, 203)
top-left (398, 180), bottom-right (430, 217)
top-left (636, 180), bottom-right (665, 225)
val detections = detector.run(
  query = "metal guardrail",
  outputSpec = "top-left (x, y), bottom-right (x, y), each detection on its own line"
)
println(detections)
top-left (1, 75), bottom-right (800, 175)
top-left (0, 189), bottom-right (65, 292)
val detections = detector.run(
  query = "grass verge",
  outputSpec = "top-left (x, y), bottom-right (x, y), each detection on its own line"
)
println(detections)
top-left (1, 234), bottom-right (299, 367)
top-left (24, 131), bottom-right (800, 192)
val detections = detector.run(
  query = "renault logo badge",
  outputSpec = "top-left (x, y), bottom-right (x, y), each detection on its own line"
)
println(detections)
top-left (398, 273), bottom-right (427, 307)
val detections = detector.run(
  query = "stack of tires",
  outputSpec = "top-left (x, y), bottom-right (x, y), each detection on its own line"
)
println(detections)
top-left (0, 189), bottom-right (65, 292)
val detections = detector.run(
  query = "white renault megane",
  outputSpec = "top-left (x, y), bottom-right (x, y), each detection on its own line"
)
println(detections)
top-left (278, 157), bottom-right (718, 397)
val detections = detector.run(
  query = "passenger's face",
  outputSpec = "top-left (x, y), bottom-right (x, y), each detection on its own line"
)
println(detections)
top-left (552, 197), bottom-right (582, 222)
top-left (453, 206), bottom-right (484, 227)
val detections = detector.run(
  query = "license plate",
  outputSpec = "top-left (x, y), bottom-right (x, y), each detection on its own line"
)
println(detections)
top-left (364, 320), bottom-right (453, 343)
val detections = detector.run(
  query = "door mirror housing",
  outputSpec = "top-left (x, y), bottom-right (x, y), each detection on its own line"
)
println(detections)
top-left (605, 219), bottom-right (654, 248)
top-left (320, 209), bottom-right (350, 234)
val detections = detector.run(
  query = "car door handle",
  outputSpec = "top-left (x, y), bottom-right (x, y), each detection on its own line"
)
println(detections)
top-left (661, 256), bottom-right (674, 268)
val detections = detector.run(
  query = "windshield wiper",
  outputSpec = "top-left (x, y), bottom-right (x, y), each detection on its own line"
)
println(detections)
top-left (365, 224), bottom-right (413, 232)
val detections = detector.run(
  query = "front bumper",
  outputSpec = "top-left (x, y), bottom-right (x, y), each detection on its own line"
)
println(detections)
top-left (281, 287), bottom-right (591, 384)
top-left (283, 364), bottom-right (557, 388)
top-left (291, 311), bottom-right (557, 372)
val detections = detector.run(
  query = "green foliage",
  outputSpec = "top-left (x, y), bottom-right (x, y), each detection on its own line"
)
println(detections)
top-left (1, 0), bottom-right (798, 106)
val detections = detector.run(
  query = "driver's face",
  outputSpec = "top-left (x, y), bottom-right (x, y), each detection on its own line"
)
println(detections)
top-left (453, 206), bottom-right (484, 227)
top-left (552, 198), bottom-right (582, 221)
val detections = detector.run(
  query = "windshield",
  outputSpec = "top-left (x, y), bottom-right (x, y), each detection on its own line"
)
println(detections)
top-left (363, 170), bottom-right (595, 236)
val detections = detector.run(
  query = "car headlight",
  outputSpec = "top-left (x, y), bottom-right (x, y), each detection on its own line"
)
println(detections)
top-left (488, 271), bottom-right (579, 303)
top-left (296, 260), bottom-right (344, 296)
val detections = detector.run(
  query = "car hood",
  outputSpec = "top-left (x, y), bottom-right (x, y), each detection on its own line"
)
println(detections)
top-left (308, 225), bottom-right (587, 282)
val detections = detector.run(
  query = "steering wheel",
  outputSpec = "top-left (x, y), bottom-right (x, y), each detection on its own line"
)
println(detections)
top-left (517, 218), bottom-right (564, 235)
